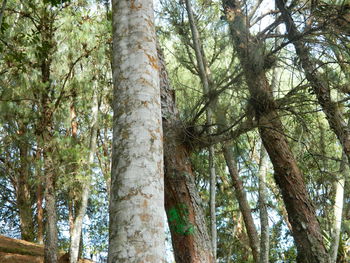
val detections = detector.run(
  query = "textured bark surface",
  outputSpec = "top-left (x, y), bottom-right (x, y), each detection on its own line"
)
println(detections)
top-left (108, 0), bottom-right (165, 262)
top-left (39, 6), bottom-right (58, 262)
top-left (223, 145), bottom-right (260, 263)
top-left (184, 0), bottom-right (217, 259)
top-left (159, 47), bottom-right (213, 263)
top-left (16, 126), bottom-right (35, 242)
top-left (223, 2), bottom-right (329, 262)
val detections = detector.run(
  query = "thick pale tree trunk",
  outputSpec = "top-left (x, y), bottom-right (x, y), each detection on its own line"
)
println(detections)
top-left (222, 2), bottom-right (329, 262)
top-left (258, 147), bottom-right (269, 263)
top-left (223, 145), bottom-right (260, 262)
top-left (159, 46), bottom-right (213, 263)
top-left (330, 153), bottom-right (347, 263)
top-left (183, 0), bottom-right (217, 259)
top-left (108, 0), bottom-right (165, 262)
top-left (70, 90), bottom-right (99, 263)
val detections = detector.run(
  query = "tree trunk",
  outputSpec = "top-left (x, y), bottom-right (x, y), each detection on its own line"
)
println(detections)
top-left (330, 153), bottom-right (347, 263)
top-left (108, 0), bottom-right (165, 261)
top-left (43, 149), bottom-right (58, 263)
top-left (159, 46), bottom-right (213, 262)
top-left (16, 125), bottom-right (35, 242)
top-left (36, 146), bottom-right (44, 244)
top-left (258, 147), bottom-right (269, 263)
top-left (222, 2), bottom-right (329, 262)
top-left (184, 0), bottom-right (218, 258)
top-left (276, 0), bottom-right (350, 165)
top-left (223, 145), bottom-right (260, 263)
top-left (37, 181), bottom-right (44, 244)
top-left (70, 89), bottom-right (99, 263)
top-left (39, 6), bottom-right (57, 262)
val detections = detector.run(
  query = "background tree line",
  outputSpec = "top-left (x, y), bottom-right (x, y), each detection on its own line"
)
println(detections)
top-left (0, 0), bottom-right (349, 262)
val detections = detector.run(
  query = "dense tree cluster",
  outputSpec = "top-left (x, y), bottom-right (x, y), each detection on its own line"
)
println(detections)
top-left (0, 0), bottom-right (349, 262)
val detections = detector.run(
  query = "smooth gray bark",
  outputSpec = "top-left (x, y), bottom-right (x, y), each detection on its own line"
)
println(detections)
top-left (108, 0), bottom-right (165, 261)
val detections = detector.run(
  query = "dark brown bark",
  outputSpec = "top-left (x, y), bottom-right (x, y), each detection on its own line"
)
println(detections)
top-left (222, 2), bottom-right (329, 262)
top-left (16, 125), bottom-right (35, 242)
top-left (39, 6), bottom-right (57, 263)
top-left (223, 145), bottom-right (260, 263)
top-left (159, 47), bottom-right (213, 263)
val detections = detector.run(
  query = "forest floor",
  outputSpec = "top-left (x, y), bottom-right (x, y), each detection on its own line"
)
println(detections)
top-left (0, 235), bottom-right (94, 263)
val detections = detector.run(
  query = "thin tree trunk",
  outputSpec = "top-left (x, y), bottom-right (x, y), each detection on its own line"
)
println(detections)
top-left (70, 89), bottom-right (99, 263)
top-left (183, 0), bottom-right (217, 259)
top-left (258, 147), bottom-right (269, 263)
top-left (37, 182), bottom-right (44, 244)
top-left (108, 0), bottom-right (165, 261)
top-left (43, 149), bottom-right (58, 263)
top-left (330, 153), bottom-right (347, 263)
top-left (16, 125), bottom-right (35, 242)
top-left (184, 0), bottom-right (218, 258)
top-left (159, 46), bottom-right (213, 263)
top-left (35, 145), bottom-right (44, 244)
top-left (223, 145), bottom-right (260, 262)
top-left (222, 2), bottom-right (329, 262)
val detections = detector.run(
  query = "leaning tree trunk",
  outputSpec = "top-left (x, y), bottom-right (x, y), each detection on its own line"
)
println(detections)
top-left (185, 0), bottom-right (260, 260)
top-left (223, 145), bottom-right (260, 262)
top-left (70, 89), bottom-right (99, 263)
top-left (276, 0), bottom-right (350, 165)
top-left (159, 46), bottom-right (213, 262)
top-left (183, 0), bottom-right (217, 259)
top-left (108, 0), bottom-right (165, 262)
top-left (222, 2), bottom-right (329, 262)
